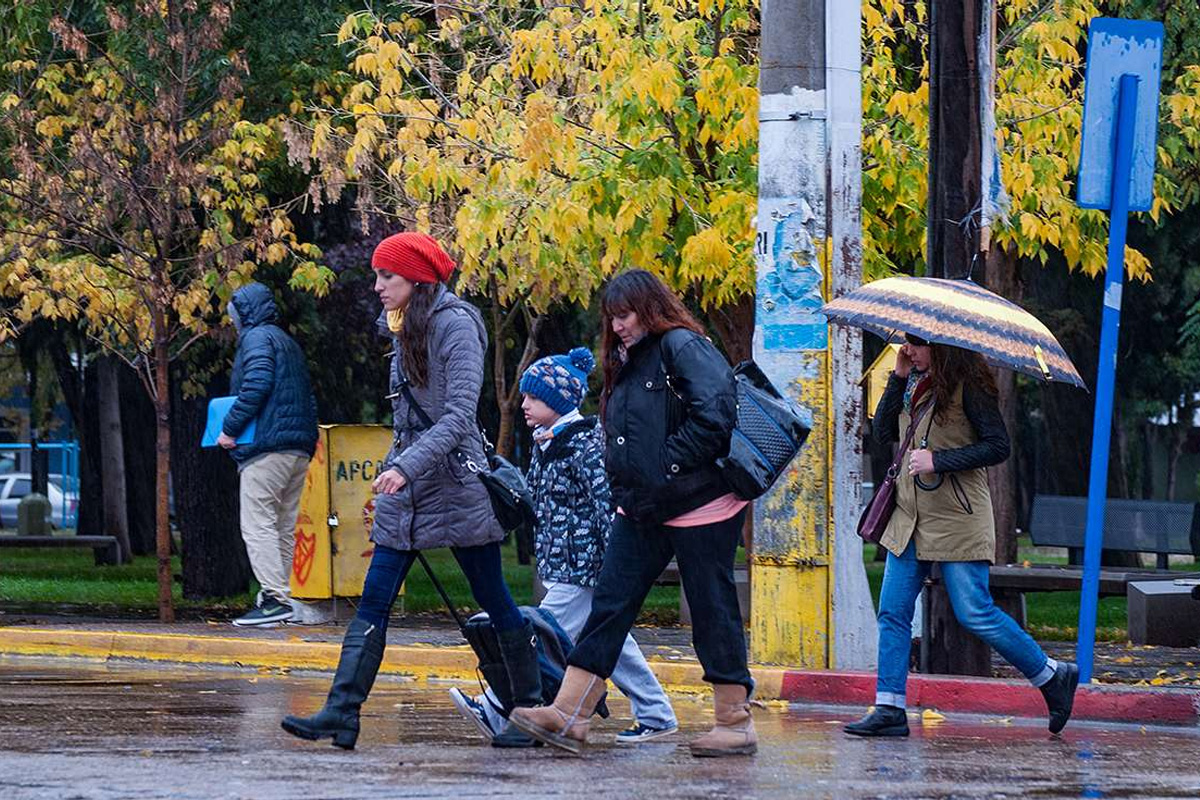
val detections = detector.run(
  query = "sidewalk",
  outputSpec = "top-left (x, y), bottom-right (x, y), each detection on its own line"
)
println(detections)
top-left (2, 611), bottom-right (1198, 726)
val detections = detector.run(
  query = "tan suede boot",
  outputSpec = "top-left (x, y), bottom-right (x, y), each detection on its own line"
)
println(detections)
top-left (689, 683), bottom-right (757, 757)
top-left (508, 666), bottom-right (606, 755)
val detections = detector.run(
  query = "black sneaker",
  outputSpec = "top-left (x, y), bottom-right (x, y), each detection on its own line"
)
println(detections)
top-left (615, 722), bottom-right (679, 745)
top-left (232, 597), bottom-right (293, 627)
top-left (844, 705), bottom-right (909, 737)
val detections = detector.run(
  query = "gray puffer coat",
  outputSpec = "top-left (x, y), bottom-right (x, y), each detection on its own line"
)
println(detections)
top-left (370, 287), bottom-right (504, 551)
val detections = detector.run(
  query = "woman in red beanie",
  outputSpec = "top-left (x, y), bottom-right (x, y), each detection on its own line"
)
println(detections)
top-left (282, 232), bottom-right (540, 749)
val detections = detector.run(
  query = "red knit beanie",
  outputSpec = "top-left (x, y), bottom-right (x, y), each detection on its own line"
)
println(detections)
top-left (371, 232), bottom-right (457, 283)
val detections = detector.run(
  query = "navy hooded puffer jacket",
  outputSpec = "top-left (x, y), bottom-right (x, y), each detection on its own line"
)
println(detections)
top-left (223, 282), bottom-right (318, 465)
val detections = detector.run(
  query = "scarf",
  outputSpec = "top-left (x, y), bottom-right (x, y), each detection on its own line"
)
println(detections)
top-left (903, 370), bottom-right (930, 414)
top-left (533, 408), bottom-right (584, 451)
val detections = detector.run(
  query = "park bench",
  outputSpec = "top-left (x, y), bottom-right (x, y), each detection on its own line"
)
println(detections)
top-left (0, 534), bottom-right (120, 564)
top-left (920, 494), bottom-right (1200, 669)
top-left (1024, 494), bottom-right (1198, 569)
top-left (986, 494), bottom-right (1200, 602)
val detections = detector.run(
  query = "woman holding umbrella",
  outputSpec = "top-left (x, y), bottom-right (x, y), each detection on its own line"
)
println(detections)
top-left (843, 332), bottom-right (1079, 737)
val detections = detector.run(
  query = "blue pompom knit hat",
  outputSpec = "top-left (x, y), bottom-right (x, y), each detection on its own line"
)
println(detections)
top-left (519, 347), bottom-right (596, 415)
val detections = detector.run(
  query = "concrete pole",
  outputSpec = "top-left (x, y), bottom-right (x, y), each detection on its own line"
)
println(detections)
top-left (752, 0), bottom-right (876, 668)
top-left (826, 0), bottom-right (876, 670)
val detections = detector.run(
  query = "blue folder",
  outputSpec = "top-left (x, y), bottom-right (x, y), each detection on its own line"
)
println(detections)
top-left (201, 396), bottom-right (256, 447)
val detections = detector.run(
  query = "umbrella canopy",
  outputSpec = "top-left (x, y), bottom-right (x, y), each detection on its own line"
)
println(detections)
top-left (820, 277), bottom-right (1085, 389)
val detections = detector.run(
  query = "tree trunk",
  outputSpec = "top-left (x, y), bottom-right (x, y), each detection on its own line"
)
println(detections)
top-left (488, 295), bottom-right (542, 567)
top-left (986, 246), bottom-right (1020, 564)
top-left (47, 333), bottom-right (107, 556)
top-left (171, 365), bottom-right (250, 599)
top-left (925, 0), bottom-right (991, 677)
top-left (1141, 419), bottom-right (1155, 499)
top-left (120, 362), bottom-right (158, 555)
top-left (97, 356), bottom-right (132, 563)
top-left (1167, 419), bottom-right (1185, 501)
top-left (1113, 411), bottom-right (1132, 499)
top-left (924, 579), bottom-right (992, 677)
top-left (927, 0), bottom-right (982, 282)
top-left (496, 402), bottom-right (517, 462)
top-left (709, 292), bottom-right (755, 364)
top-left (153, 312), bottom-right (175, 623)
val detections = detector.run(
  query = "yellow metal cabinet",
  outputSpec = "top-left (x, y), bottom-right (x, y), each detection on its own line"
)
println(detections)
top-left (861, 343), bottom-right (900, 419)
top-left (291, 425), bottom-right (393, 599)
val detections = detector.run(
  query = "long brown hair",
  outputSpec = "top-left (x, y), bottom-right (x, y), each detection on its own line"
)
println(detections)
top-left (400, 282), bottom-right (441, 387)
top-left (599, 269), bottom-right (704, 417)
top-left (928, 343), bottom-right (997, 420)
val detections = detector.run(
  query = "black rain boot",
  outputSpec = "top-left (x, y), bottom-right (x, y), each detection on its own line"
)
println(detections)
top-left (1039, 661), bottom-right (1080, 734)
top-left (281, 618), bottom-right (386, 749)
top-left (843, 705), bottom-right (909, 737)
top-left (491, 621), bottom-right (543, 749)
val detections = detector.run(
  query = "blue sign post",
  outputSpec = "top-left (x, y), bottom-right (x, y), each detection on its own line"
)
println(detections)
top-left (1075, 18), bottom-right (1163, 684)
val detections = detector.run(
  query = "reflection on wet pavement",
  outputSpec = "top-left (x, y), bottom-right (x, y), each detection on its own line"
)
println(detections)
top-left (1, 656), bottom-right (1199, 799)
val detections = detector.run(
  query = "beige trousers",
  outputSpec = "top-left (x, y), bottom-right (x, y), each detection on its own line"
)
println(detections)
top-left (239, 452), bottom-right (310, 604)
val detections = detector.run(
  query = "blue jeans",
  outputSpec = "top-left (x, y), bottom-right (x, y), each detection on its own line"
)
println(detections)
top-left (356, 542), bottom-right (524, 633)
top-left (875, 540), bottom-right (1055, 707)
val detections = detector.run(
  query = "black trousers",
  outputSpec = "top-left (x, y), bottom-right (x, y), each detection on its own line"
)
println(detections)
top-left (567, 508), bottom-right (753, 693)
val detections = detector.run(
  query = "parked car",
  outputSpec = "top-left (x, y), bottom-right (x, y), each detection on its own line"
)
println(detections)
top-left (0, 473), bottom-right (78, 529)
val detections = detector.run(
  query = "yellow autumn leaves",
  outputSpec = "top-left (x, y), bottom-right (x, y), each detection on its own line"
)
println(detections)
top-left (300, 0), bottom-right (758, 310)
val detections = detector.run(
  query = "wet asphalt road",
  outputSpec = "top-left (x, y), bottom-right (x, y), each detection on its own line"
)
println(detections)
top-left (2, 657), bottom-right (1199, 800)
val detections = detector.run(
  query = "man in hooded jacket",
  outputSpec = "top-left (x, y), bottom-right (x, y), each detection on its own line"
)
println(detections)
top-left (219, 282), bottom-right (318, 626)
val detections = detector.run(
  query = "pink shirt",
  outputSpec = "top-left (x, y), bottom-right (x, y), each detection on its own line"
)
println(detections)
top-left (617, 493), bottom-right (748, 528)
top-left (663, 493), bottom-right (749, 527)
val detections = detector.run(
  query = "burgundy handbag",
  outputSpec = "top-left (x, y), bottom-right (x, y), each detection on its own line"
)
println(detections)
top-left (857, 401), bottom-right (933, 544)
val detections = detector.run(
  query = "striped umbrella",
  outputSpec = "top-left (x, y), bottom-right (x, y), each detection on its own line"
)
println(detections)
top-left (820, 277), bottom-right (1085, 388)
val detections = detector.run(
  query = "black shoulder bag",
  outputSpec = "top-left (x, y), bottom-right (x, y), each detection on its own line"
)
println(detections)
top-left (716, 361), bottom-right (812, 500)
top-left (661, 336), bottom-right (811, 500)
top-left (395, 376), bottom-right (536, 532)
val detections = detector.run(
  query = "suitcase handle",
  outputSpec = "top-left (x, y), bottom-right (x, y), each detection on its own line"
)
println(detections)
top-left (415, 550), bottom-right (468, 634)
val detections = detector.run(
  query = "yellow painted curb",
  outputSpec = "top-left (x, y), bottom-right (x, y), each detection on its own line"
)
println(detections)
top-left (0, 627), bottom-right (790, 699)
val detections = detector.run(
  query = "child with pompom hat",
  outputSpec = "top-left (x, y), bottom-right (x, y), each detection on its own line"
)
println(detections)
top-left (448, 347), bottom-right (679, 747)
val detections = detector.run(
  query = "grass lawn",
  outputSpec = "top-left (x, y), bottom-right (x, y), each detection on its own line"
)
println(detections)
top-left (0, 540), bottom-right (683, 623)
top-left (4, 536), bottom-right (1190, 640)
top-left (0, 546), bottom-right (256, 614)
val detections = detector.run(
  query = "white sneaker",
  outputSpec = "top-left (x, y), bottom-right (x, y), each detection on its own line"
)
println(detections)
top-left (449, 688), bottom-right (498, 742)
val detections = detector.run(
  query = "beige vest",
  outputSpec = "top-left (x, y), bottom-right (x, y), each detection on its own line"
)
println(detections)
top-left (880, 384), bottom-right (996, 563)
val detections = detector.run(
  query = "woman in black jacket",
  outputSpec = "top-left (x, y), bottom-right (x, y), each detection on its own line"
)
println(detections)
top-left (510, 270), bottom-right (755, 758)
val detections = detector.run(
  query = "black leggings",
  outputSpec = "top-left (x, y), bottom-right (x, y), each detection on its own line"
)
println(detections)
top-left (567, 509), bottom-right (753, 693)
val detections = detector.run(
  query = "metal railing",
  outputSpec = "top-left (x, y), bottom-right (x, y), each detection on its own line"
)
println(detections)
top-left (0, 441), bottom-right (80, 529)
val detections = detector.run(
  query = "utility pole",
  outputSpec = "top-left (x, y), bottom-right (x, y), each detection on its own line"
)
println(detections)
top-left (927, 0), bottom-right (983, 281)
top-left (753, 0), bottom-right (875, 669)
top-left (925, 0), bottom-right (1017, 677)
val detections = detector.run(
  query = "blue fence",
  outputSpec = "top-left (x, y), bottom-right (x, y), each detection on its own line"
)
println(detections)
top-left (0, 441), bottom-right (80, 529)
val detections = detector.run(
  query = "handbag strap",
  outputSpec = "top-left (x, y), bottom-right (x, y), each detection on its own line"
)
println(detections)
top-left (887, 399), bottom-right (934, 478)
